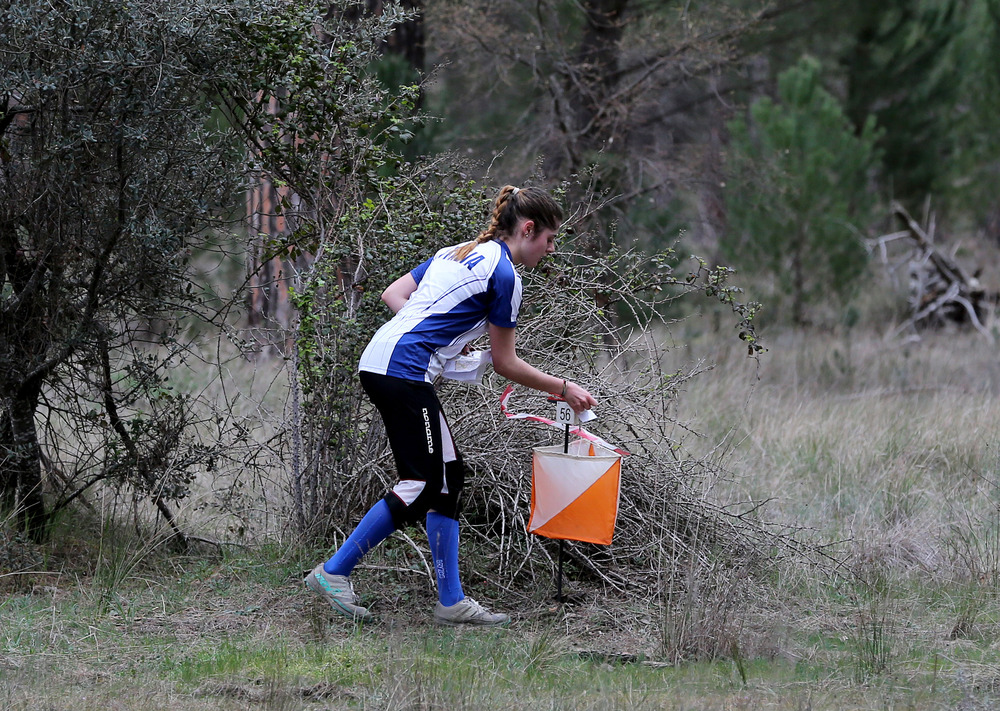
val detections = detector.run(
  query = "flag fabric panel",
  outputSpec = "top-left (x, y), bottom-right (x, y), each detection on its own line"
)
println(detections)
top-left (528, 441), bottom-right (622, 545)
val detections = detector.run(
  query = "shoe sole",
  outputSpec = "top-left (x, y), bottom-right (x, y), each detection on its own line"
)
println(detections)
top-left (433, 616), bottom-right (511, 627)
top-left (305, 572), bottom-right (374, 622)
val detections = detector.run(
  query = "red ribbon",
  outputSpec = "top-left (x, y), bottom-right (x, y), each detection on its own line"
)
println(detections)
top-left (499, 385), bottom-right (630, 456)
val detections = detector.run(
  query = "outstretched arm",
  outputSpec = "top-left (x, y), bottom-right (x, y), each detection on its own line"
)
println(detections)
top-left (488, 323), bottom-right (597, 413)
top-left (381, 273), bottom-right (418, 314)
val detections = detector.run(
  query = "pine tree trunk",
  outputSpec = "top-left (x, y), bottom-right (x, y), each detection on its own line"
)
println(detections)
top-left (566, 0), bottom-right (630, 166)
top-left (0, 409), bottom-right (15, 511)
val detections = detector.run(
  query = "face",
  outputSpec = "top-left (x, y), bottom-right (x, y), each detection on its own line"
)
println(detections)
top-left (518, 220), bottom-right (558, 268)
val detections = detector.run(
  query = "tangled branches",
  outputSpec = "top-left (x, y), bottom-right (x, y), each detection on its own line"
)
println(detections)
top-left (436, 238), bottom-right (798, 603)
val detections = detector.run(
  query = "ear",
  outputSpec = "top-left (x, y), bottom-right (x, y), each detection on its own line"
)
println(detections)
top-left (521, 219), bottom-right (535, 237)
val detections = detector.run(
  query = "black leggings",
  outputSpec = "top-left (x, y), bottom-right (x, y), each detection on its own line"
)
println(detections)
top-left (360, 371), bottom-right (465, 527)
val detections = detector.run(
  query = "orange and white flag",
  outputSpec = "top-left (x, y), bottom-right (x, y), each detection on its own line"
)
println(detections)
top-left (528, 440), bottom-right (622, 545)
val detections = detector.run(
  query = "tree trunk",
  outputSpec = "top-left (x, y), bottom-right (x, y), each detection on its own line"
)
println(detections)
top-left (384, 0), bottom-right (425, 77)
top-left (791, 234), bottom-right (806, 327)
top-left (574, 0), bottom-right (629, 115)
top-left (560, 0), bottom-right (630, 170)
top-left (5, 384), bottom-right (47, 541)
top-left (0, 408), bottom-right (15, 511)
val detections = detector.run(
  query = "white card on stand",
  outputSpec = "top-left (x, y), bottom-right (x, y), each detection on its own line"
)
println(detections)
top-left (555, 400), bottom-right (596, 425)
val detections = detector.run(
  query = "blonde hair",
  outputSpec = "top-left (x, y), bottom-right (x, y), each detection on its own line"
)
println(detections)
top-left (450, 185), bottom-right (563, 262)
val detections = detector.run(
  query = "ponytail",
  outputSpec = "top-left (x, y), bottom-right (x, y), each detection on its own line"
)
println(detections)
top-left (449, 185), bottom-right (562, 262)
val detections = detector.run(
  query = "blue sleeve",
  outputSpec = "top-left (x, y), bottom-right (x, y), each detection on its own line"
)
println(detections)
top-left (487, 262), bottom-right (519, 328)
top-left (410, 257), bottom-right (433, 284)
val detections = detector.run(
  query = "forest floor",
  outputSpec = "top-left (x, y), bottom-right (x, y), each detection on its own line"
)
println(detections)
top-left (7, 540), bottom-right (995, 711)
top-left (5, 324), bottom-right (1000, 709)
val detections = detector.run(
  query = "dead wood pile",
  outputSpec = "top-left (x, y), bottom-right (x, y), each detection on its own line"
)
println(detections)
top-left (435, 248), bottom-right (820, 600)
top-left (872, 201), bottom-right (997, 341)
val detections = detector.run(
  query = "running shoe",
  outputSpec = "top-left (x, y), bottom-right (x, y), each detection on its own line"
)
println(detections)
top-left (433, 596), bottom-right (510, 627)
top-left (305, 565), bottom-right (374, 621)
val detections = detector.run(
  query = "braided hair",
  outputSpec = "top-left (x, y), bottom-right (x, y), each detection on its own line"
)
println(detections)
top-left (450, 185), bottom-right (563, 262)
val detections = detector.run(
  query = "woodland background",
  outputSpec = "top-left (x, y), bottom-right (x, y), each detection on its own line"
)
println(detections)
top-left (3, 1), bottom-right (1000, 709)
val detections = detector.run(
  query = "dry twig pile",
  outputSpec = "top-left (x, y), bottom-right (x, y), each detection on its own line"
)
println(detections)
top-left (872, 201), bottom-right (997, 341)
top-left (426, 243), bottom-right (814, 601)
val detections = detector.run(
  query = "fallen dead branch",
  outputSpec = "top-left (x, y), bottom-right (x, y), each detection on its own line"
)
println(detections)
top-left (871, 201), bottom-right (997, 342)
top-left (433, 241), bottom-right (830, 604)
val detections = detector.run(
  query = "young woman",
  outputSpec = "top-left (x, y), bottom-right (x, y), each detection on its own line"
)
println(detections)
top-left (306, 185), bottom-right (597, 626)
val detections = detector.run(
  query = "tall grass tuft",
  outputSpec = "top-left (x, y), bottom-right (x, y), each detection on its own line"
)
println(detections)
top-left (658, 539), bottom-right (756, 664)
top-left (91, 507), bottom-right (177, 615)
top-left (849, 567), bottom-right (895, 684)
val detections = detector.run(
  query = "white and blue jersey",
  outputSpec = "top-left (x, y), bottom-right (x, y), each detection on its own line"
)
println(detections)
top-left (359, 240), bottom-right (522, 383)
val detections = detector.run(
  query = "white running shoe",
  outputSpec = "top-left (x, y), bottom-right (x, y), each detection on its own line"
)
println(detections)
top-left (305, 565), bottom-right (374, 622)
top-left (433, 597), bottom-right (510, 627)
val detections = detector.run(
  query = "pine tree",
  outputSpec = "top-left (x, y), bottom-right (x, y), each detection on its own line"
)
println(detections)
top-left (722, 56), bottom-right (882, 325)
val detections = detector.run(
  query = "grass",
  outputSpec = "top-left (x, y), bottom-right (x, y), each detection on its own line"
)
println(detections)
top-left (2, 548), bottom-right (999, 709)
top-left (5, 325), bottom-right (1000, 708)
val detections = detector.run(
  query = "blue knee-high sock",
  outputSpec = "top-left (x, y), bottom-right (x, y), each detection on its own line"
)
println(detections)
top-left (427, 511), bottom-right (464, 606)
top-left (324, 499), bottom-right (395, 577)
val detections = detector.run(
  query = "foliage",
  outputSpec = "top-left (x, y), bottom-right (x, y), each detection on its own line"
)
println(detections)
top-left (0, 0), bottom-right (269, 540)
top-left (722, 56), bottom-right (882, 325)
top-left (748, 0), bottom-right (1000, 228)
top-left (210, 0), bottom-right (432, 532)
top-left (840, 0), bottom-right (965, 204)
top-left (216, 0), bottom-right (422, 235)
top-left (950, 0), bottom-right (1000, 223)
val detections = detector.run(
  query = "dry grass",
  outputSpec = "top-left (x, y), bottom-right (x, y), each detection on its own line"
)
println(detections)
top-left (682, 326), bottom-right (1000, 572)
top-left (5, 320), bottom-right (1000, 709)
top-left (675, 323), bottom-right (1000, 689)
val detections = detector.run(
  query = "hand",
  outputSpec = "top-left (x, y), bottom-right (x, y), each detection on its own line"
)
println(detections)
top-left (564, 381), bottom-right (597, 414)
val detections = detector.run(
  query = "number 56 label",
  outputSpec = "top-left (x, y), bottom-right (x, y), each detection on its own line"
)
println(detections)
top-left (555, 400), bottom-right (575, 425)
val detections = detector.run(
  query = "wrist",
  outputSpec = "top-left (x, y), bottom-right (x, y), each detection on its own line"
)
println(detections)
top-left (560, 379), bottom-right (568, 398)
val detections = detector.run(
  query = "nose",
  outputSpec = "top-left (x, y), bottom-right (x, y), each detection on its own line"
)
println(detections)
top-left (546, 241), bottom-right (555, 254)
